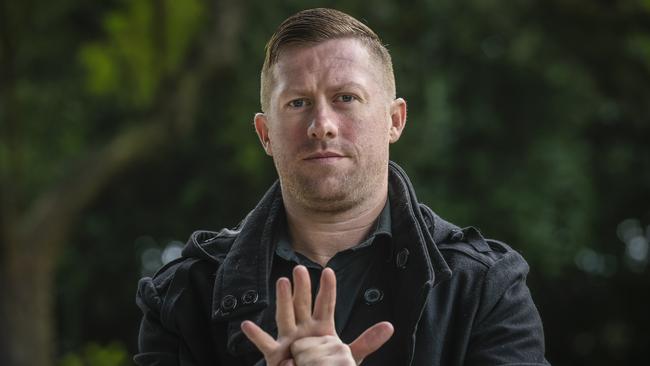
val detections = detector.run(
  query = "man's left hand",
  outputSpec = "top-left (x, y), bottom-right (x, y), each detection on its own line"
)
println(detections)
top-left (241, 265), bottom-right (393, 365)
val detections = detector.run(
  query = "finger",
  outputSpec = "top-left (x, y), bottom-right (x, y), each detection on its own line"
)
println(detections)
top-left (279, 359), bottom-right (295, 366)
top-left (312, 268), bottom-right (336, 322)
top-left (276, 277), bottom-right (297, 336)
top-left (349, 321), bottom-right (394, 363)
top-left (292, 265), bottom-right (312, 324)
top-left (240, 320), bottom-right (278, 355)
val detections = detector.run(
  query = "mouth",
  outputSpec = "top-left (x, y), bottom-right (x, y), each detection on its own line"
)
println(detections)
top-left (304, 151), bottom-right (345, 161)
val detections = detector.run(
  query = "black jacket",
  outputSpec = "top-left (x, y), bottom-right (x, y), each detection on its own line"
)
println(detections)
top-left (135, 162), bottom-right (549, 365)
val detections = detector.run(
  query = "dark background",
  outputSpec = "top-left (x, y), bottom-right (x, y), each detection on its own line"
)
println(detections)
top-left (1, 0), bottom-right (649, 365)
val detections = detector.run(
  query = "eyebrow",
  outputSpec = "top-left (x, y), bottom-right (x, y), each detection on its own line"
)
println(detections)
top-left (277, 81), bottom-right (369, 100)
top-left (330, 82), bottom-right (367, 94)
top-left (277, 87), bottom-right (310, 97)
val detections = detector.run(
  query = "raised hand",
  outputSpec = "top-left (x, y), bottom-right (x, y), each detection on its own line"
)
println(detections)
top-left (240, 265), bottom-right (394, 366)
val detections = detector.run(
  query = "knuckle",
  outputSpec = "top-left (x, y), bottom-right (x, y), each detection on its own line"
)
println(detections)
top-left (333, 342), bottom-right (350, 354)
top-left (290, 338), bottom-right (306, 353)
top-left (322, 335), bottom-right (335, 342)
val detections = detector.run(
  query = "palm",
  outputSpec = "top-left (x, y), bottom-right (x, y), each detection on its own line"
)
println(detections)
top-left (241, 266), bottom-right (393, 365)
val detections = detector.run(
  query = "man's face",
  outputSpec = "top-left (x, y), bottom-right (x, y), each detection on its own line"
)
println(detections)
top-left (254, 38), bottom-right (406, 212)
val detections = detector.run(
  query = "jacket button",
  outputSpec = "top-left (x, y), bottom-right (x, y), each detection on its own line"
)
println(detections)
top-left (396, 248), bottom-right (409, 268)
top-left (241, 290), bottom-right (259, 305)
top-left (450, 229), bottom-right (464, 242)
top-left (364, 288), bottom-right (384, 305)
top-left (221, 295), bottom-right (237, 312)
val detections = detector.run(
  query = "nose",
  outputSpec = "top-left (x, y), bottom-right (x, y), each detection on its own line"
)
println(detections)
top-left (307, 103), bottom-right (338, 140)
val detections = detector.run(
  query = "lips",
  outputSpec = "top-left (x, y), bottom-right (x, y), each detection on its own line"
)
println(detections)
top-left (304, 151), bottom-right (345, 160)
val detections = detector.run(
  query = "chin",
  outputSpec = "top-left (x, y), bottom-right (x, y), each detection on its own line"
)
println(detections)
top-left (304, 182), bottom-right (349, 202)
top-left (302, 193), bottom-right (358, 213)
top-left (288, 177), bottom-right (356, 210)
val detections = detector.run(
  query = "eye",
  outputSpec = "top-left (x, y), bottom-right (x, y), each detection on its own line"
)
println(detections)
top-left (288, 99), bottom-right (309, 108)
top-left (336, 94), bottom-right (357, 103)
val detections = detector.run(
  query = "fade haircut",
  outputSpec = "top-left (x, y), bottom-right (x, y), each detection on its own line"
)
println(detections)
top-left (260, 8), bottom-right (395, 112)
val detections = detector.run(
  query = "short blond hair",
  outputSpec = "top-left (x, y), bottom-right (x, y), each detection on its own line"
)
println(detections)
top-left (260, 8), bottom-right (395, 112)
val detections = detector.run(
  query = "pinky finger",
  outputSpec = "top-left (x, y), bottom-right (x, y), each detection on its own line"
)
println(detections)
top-left (240, 320), bottom-right (278, 355)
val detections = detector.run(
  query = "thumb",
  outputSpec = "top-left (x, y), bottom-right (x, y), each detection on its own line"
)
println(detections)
top-left (349, 321), bottom-right (394, 364)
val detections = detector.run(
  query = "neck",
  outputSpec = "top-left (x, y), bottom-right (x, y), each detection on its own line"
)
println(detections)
top-left (283, 187), bottom-right (388, 267)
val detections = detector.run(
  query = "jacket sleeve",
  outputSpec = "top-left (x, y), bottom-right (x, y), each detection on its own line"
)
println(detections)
top-left (134, 276), bottom-right (200, 366)
top-left (466, 250), bottom-right (550, 366)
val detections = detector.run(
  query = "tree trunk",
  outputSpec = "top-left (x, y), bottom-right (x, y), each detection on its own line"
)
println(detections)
top-left (1, 246), bottom-right (56, 366)
top-left (0, 0), bottom-right (243, 365)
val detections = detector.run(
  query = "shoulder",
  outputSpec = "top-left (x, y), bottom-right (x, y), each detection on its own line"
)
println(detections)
top-left (182, 229), bottom-right (239, 262)
top-left (418, 203), bottom-right (529, 276)
top-left (417, 203), bottom-right (530, 291)
top-left (135, 257), bottom-right (211, 324)
top-left (147, 228), bottom-right (238, 290)
top-left (438, 230), bottom-right (529, 276)
top-left (135, 229), bottom-right (237, 322)
top-left (434, 227), bottom-right (533, 315)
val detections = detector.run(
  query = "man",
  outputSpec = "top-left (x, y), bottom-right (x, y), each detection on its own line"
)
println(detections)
top-left (135, 8), bottom-right (549, 366)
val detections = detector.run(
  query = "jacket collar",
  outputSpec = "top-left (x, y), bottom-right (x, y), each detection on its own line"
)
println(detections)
top-left (387, 161), bottom-right (453, 289)
top-left (208, 161), bottom-right (453, 357)
top-left (385, 161), bottom-right (453, 365)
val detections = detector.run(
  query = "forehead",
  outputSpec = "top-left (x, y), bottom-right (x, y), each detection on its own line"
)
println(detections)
top-left (271, 38), bottom-right (382, 93)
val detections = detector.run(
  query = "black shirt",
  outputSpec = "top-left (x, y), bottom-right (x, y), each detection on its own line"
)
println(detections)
top-left (270, 200), bottom-right (392, 335)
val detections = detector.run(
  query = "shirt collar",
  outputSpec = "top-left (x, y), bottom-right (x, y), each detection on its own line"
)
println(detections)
top-left (275, 199), bottom-right (392, 263)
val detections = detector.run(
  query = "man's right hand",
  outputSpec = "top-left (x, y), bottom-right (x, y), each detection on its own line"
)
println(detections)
top-left (240, 265), bottom-right (394, 366)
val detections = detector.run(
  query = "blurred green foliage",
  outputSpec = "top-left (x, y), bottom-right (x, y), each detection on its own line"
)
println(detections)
top-left (59, 342), bottom-right (129, 366)
top-left (1, 0), bottom-right (648, 365)
top-left (79, 0), bottom-right (204, 105)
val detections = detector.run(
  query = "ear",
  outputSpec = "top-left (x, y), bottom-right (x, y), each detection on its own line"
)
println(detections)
top-left (254, 113), bottom-right (273, 156)
top-left (388, 98), bottom-right (407, 143)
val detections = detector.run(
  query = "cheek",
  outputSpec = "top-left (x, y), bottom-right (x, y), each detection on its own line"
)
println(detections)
top-left (285, 123), bottom-right (307, 142)
top-left (337, 121), bottom-right (356, 141)
top-left (269, 122), bottom-right (305, 151)
top-left (350, 112), bottom-right (392, 144)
